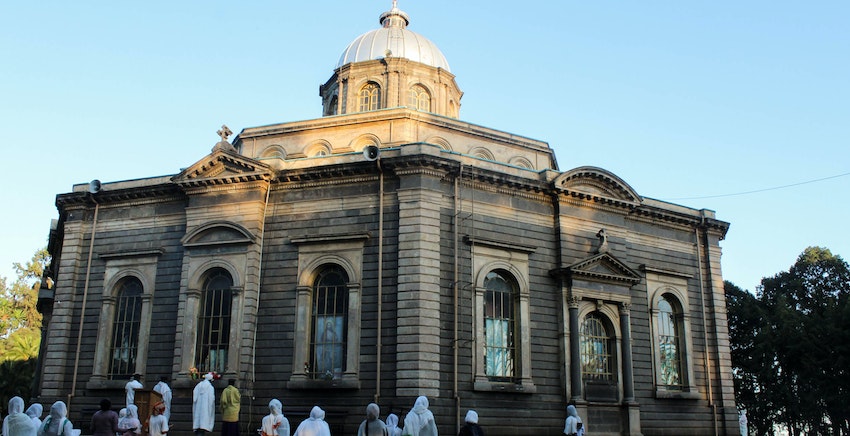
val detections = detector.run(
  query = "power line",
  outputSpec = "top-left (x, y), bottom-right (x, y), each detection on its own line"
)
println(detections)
top-left (663, 171), bottom-right (850, 201)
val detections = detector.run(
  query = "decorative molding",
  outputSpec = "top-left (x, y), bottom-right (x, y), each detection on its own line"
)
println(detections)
top-left (463, 235), bottom-right (536, 254)
top-left (290, 232), bottom-right (371, 245)
top-left (99, 249), bottom-right (165, 260)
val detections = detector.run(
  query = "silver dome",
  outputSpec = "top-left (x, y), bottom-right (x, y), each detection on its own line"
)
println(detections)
top-left (337, 4), bottom-right (450, 71)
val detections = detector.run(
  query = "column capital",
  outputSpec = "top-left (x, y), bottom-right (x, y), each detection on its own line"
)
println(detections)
top-left (619, 302), bottom-right (632, 315)
top-left (568, 296), bottom-right (581, 309)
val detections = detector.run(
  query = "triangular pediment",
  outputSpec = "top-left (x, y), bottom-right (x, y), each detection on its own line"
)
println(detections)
top-left (172, 149), bottom-right (272, 188)
top-left (567, 252), bottom-right (642, 285)
top-left (553, 166), bottom-right (642, 205)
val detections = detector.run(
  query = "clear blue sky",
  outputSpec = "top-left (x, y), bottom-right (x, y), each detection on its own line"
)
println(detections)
top-left (2, 1), bottom-right (848, 293)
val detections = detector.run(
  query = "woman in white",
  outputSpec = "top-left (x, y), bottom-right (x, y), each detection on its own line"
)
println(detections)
top-left (292, 406), bottom-right (330, 436)
top-left (37, 402), bottom-right (73, 436)
top-left (385, 414), bottom-right (401, 436)
top-left (261, 399), bottom-right (290, 436)
top-left (4, 397), bottom-right (36, 436)
top-left (402, 396), bottom-right (437, 436)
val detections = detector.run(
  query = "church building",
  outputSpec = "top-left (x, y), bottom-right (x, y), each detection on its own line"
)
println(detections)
top-left (36, 3), bottom-right (740, 435)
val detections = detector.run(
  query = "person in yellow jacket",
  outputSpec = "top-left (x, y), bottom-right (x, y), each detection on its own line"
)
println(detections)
top-left (220, 379), bottom-right (241, 436)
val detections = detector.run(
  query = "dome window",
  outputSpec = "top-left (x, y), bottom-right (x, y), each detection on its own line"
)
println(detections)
top-left (408, 85), bottom-right (431, 112)
top-left (359, 82), bottom-right (381, 112)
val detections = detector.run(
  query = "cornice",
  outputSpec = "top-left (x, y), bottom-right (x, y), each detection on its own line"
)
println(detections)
top-left (55, 184), bottom-right (184, 211)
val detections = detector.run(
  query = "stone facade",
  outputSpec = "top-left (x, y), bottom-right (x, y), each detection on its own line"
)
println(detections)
top-left (35, 4), bottom-right (740, 436)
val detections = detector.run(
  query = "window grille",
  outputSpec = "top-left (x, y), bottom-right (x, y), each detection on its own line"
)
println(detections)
top-left (484, 270), bottom-right (516, 381)
top-left (658, 297), bottom-right (682, 388)
top-left (109, 277), bottom-right (142, 379)
top-left (310, 266), bottom-right (348, 379)
top-left (196, 269), bottom-right (233, 374)
top-left (581, 313), bottom-right (613, 381)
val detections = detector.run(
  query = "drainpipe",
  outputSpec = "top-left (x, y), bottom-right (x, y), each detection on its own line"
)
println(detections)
top-left (374, 157), bottom-right (384, 404)
top-left (695, 217), bottom-right (718, 436)
top-left (69, 196), bottom-right (99, 411)
top-left (453, 163), bottom-right (462, 434)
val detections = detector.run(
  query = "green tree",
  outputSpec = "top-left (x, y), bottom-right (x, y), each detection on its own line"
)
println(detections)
top-left (0, 247), bottom-right (48, 414)
top-left (728, 247), bottom-right (850, 436)
top-left (1, 248), bottom-right (48, 340)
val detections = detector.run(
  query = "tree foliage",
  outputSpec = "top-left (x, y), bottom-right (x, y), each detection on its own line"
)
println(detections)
top-left (0, 248), bottom-right (48, 413)
top-left (727, 246), bottom-right (850, 436)
top-left (1, 248), bottom-right (48, 341)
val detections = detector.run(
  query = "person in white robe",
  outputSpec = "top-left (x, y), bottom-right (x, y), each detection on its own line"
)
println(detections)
top-left (402, 396), bottom-right (437, 436)
top-left (153, 377), bottom-right (173, 422)
top-left (25, 403), bottom-right (43, 432)
top-left (385, 414), bottom-right (401, 436)
top-left (261, 399), bottom-right (290, 436)
top-left (37, 402), bottom-right (73, 436)
top-left (563, 405), bottom-right (584, 436)
top-left (125, 374), bottom-right (143, 408)
top-left (192, 373), bottom-right (216, 436)
top-left (4, 397), bottom-right (36, 436)
top-left (357, 403), bottom-right (386, 436)
top-left (292, 406), bottom-right (331, 436)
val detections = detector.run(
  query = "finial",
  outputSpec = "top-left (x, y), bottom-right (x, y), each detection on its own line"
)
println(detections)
top-left (217, 125), bottom-right (233, 142)
top-left (212, 124), bottom-right (237, 153)
top-left (392, 0), bottom-right (398, 10)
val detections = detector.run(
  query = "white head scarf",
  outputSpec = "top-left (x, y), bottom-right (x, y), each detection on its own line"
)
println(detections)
top-left (403, 396), bottom-right (435, 436)
top-left (125, 405), bottom-right (141, 434)
top-left (43, 401), bottom-right (69, 436)
top-left (26, 403), bottom-right (43, 431)
top-left (385, 414), bottom-right (400, 436)
top-left (26, 404), bottom-right (43, 420)
top-left (5, 396), bottom-right (35, 436)
top-left (293, 406), bottom-right (330, 436)
top-left (204, 373), bottom-right (214, 381)
top-left (465, 410), bottom-right (478, 424)
top-left (261, 399), bottom-right (284, 436)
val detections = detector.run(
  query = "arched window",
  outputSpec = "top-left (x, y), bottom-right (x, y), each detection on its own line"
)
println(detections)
top-left (109, 277), bottom-right (142, 379)
top-left (408, 85), bottom-right (431, 112)
top-left (484, 270), bottom-right (516, 381)
top-left (310, 265), bottom-right (348, 379)
top-left (359, 82), bottom-right (381, 112)
top-left (581, 312), bottom-right (613, 382)
top-left (196, 268), bottom-right (233, 374)
top-left (658, 295), bottom-right (683, 388)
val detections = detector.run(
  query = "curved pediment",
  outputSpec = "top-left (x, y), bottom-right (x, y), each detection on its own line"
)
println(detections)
top-left (554, 166), bottom-right (642, 205)
top-left (182, 221), bottom-right (256, 247)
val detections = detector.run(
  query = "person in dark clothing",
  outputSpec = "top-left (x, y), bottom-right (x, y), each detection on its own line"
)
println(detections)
top-left (91, 399), bottom-right (133, 436)
top-left (458, 410), bottom-right (483, 436)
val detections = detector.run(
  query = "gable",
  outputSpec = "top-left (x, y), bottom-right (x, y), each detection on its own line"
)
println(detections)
top-left (172, 149), bottom-right (272, 188)
top-left (567, 252), bottom-right (642, 285)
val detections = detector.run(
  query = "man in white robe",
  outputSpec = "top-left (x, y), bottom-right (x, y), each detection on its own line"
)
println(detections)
top-left (125, 374), bottom-right (143, 408)
top-left (153, 377), bottom-right (173, 421)
top-left (193, 373), bottom-right (215, 436)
